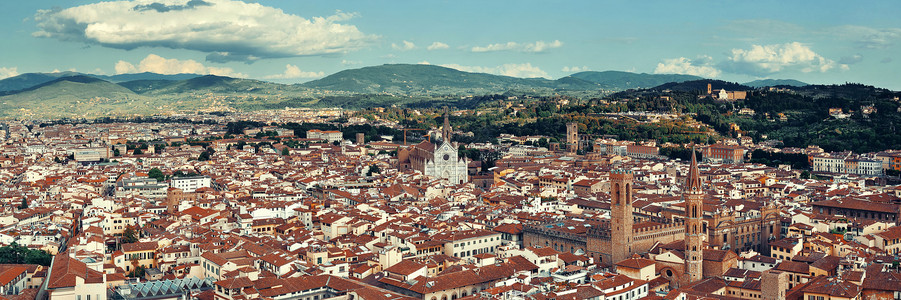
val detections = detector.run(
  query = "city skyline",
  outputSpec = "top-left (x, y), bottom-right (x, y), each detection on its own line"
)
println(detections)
top-left (1, 0), bottom-right (900, 89)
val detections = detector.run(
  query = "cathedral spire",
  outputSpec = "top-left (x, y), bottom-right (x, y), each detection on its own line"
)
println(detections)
top-left (687, 145), bottom-right (701, 193)
top-left (683, 144), bottom-right (704, 284)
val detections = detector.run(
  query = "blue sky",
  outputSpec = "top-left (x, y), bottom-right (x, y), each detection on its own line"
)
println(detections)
top-left (1, 0), bottom-right (900, 89)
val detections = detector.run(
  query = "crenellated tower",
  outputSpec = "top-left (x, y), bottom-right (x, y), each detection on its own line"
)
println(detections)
top-left (610, 168), bottom-right (634, 265)
top-left (684, 146), bottom-right (704, 284)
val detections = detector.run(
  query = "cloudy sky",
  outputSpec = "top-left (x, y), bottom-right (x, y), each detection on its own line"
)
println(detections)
top-left (1, 0), bottom-right (900, 89)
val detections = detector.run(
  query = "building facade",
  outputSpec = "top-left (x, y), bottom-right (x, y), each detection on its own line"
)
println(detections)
top-left (703, 143), bottom-right (746, 164)
top-left (396, 111), bottom-right (468, 185)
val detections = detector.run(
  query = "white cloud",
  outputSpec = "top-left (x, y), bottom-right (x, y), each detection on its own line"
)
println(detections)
top-left (33, 0), bottom-right (376, 62)
top-left (115, 61), bottom-right (136, 74)
top-left (471, 40), bottom-right (563, 53)
top-left (391, 40), bottom-right (416, 51)
top-left (441, 63), bottom-right (549, 78)
top-left (472, 42), bottom-right (519, 52)
top-left (562, 66), bottom-right (589, 73)
top-left (523, 40), bottom-right (563, 53)
top-left (0, 67), bottom-right (20, 79)
top-left (341, 59), bottom-right (361, 65)
top-left (654, 56), bottom-right (721, 77)
top-left (264, 64), bottom-right (324, 79)
top-left (115, 54), bottom-right (246, 77)
top-left (417, 61), bottom-right (431, 65)
top-left (831, 25), bottom-right (901, 49)
top-left (427, 42), bottom-right (449, 50)
top-left (724, 42), bottom-right (838, 74)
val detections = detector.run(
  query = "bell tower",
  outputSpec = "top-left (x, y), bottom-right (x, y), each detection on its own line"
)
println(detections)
top-left (684, 146), bottom-right (704, 284)
top-left (442, 106), bottom-right (452, 143)
top-left (610, 168), bottom-right (634, 265)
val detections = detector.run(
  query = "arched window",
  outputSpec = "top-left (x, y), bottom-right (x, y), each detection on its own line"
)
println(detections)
top-left (625, 183), bottom-right (631, 202)
top-left (612, 183), bottom-right (620, 205)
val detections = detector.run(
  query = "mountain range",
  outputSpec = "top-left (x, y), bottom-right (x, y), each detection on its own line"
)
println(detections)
top-left (0, 64), bottom-right (816, 118)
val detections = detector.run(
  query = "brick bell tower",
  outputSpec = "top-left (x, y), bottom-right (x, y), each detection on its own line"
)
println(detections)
top-left (610, 168), bottom-right (634, 265)
top-left (684, 146), bottom-right (704, 284)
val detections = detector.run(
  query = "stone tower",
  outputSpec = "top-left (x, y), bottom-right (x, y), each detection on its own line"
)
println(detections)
top-left (610, 168), bottom-right (634, 264)
top-left (442, 107), bottom-right (452, 142)
top-left (762, 270), bottom-right (788, 300)
top-left (684, 146), bottom-right (704, 284)
top-left (566, 122), bottom-right (578, 152)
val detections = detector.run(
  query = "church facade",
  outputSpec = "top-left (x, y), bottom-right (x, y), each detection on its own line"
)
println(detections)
top-left (396, 109), bottom-right (468, 185)
top-left (421, 141), bottom-right (468, 184)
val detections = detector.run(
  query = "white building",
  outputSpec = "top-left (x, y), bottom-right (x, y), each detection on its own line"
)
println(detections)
top-left (306, 129), bottom-right (343, 143)
top-left (423, 141), bottom-right (469, 185)
top-left (811, 155), bottom-right (845, 173)
top-left (170, 176), bottom-right (212, 193)
top-left (442, 230), bottom-right (503, 260)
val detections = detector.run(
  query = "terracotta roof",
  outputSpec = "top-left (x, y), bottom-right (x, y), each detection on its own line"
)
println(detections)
top-left (493, 223), bottom-right (524, 235)
top-left (0, 266), bottom-right (29, 286)
top-left (775, 261), bottom-right (809, 274)
top-left (46, 254), bottom-right (105, 289)
top-left (384, 260), bottom-right (426, 276)
top-left (811, 198), bottom-right (898, 214)
top-left (616, 258), bottom-right (655, 269)
top-left (527, 246), bottom-right (560, 257)
top-left (121, 241), bottom-right (157, 252)
top-left (801, 276), bottom-right (860, 298)
top-left (380, 263), bottom-right (517, 294)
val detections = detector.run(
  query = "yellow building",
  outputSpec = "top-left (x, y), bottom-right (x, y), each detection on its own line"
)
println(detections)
top-left (120, 241), bottom-right (159, 273)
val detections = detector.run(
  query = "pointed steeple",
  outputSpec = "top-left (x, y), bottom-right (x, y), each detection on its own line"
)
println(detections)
top-left (687, 145), bottom-right (702, 193)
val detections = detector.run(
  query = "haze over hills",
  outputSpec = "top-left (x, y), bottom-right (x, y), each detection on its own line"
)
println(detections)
top-left (300, 64), bottom-right (603, 94)
top-left (0, 71), bottom-right (82, 93)
top-left (567, 71), bottom-right (703, 90)
top-left (0, 63), bottom-right (861, 118)
top-left (0, 75), bottom-right (158, 118)
top-left (743, 79), bottom-right (809, 88)
top-left (0, 71), bottom-right (203, 94)
top-left (95, 72), bottom-right (202, 83)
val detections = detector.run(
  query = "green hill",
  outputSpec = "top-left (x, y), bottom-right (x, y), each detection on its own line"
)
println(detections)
top-left (0, 72), bottom-right (82, 93)
top-left (140, 75), bottom-right (306, 95)
top-left (0, 72), bottom-right (202, 94)
top-left (301, 64), bottom-right (602, 94)
top-left (95, 72), bottom-right (201, 83)
top-left (651, 80), bottom-right (752, 92)
top-left (744, 79), bottom-right (808, 88)
top-left (118, 79), bottom-right (179, 93)
top-left (0, 76), bottom-right (164, 118)
top-left (567, 71), bottom-right (703, 90)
